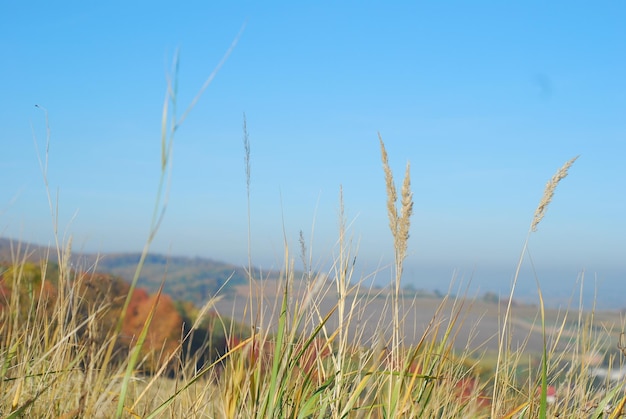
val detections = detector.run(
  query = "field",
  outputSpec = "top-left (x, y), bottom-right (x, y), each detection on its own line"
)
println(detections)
top-left (2, 241), bottom-right (624, 418)
top-left (218, 280), bottom-right (622, 355)
top-left (1, 65), bottom-right (624, 419)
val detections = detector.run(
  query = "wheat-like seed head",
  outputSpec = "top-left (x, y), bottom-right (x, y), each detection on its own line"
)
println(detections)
top-left (398, 162), bottom-right (413, 260)
top-left (378, 133), bottom-right (413, 263)
top-left (531, 155), bottom-right (579, 232)
top-left (379, 133), bottom-right (399, 237)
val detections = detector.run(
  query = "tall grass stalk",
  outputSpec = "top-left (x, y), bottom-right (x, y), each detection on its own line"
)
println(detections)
top-left (33, 105), bottom-right (75, 345)
top-left (114, 32), bottom-right (245, 414)
top-left (379, 133), bottom-right (414, 414)
top-left (1, 30), bottom-right (243, 417)
top-left (243, 112), bottom-right (254, 328)
top-left (492, 155), bottom-right (578, 418)
top-left (110, 52), bottom-right (180, 418)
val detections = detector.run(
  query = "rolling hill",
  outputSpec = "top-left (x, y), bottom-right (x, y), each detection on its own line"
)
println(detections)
top-left (0, 237), bottom-right (278, 305)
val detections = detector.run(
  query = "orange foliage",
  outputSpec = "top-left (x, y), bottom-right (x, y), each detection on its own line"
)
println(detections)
top-left (0, 262), bottom-right (56, 317)
top-left (227, 335), bottom-right (332, 384)
top-left (0, 262), bottom-right (186, 373)
top-left (121, 288), bottom-right (183, 371)
top-left (0, 281), bottom-right (9, 313)
top-left (37, 279), bottom-right (57, 307)
top-left (453, 377), bottom-right (491, 409)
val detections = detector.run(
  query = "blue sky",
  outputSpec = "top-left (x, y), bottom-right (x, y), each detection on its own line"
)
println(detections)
top-left (1, 2), bottom-right (625, 306)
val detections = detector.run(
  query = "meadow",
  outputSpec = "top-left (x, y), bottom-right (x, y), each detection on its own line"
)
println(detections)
top-left (1, 59), bottom-right (625, 418)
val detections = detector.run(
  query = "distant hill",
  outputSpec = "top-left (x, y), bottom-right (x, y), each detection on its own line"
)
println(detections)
top-left (0, 237), bottom-right (278, 305)
top-left (87, 253), bottom-right (263, 304)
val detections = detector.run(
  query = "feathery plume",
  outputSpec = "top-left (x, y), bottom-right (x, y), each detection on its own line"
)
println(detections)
top-left (398, 162), bottom-right (413, 260)
top-left (379, 134), bottom-right (399, 239)
top-left (378, 133), bottom-right (413, 268)
top-left (531, 156), bottom-right (579, 232)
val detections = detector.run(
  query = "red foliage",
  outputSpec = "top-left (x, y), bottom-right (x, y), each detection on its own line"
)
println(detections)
top-left (453, 377), bottom-right (491, 408)
top-left (0, 281), bottom-right (9, 312)
top-left (227, 335), bottom-right (274, 371)
top-left (38, 279), bottom-right (57, 307)
top-left (121, 289), bottom-right (183, 371)
top-left (0, 263), bottom-right (189, 373)
top-left (227, 335), bottom-right (332, 384)
top-left (0, 264), bottom-right (56, 316)
top-left (124, 287), bottom-right (150, 325)
top-left (536, 385), bottom-right (557, 404)
top-left (298, 338), bottom-right (332, 382)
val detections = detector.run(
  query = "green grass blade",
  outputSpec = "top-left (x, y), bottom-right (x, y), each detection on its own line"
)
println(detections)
top-left (115, 278), bottom-right (167, 417)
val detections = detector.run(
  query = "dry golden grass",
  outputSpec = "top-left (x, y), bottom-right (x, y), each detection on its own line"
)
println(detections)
top-left (493, 154), bottom-right (581, 418)
top-left (531, 155), bottom-right (579, 232)
top-left (2, 148), bottom-right (623, 418)
top-left (378, 133), bottom-right (413, 265)
top-left (4, 52), bottom-right (624, 418)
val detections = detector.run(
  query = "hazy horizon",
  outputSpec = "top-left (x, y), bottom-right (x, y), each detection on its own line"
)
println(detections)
top-left (1, 234), bottom-right (622, 311)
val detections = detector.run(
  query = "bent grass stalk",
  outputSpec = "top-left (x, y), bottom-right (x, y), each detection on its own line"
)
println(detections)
top-left (6, 32), bottom-right (244, 417)
top-left (111, 55), bottom-right (178, 418)
top-left (111, 28), bottom-right (244, 415)
top-left (493, 155), bottom-right (579, 418)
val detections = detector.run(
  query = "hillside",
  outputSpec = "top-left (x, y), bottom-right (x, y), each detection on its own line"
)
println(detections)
top-left (0, 237), bottom-right (277, 305)
top-left (83, 253), bottom-right (251, 305)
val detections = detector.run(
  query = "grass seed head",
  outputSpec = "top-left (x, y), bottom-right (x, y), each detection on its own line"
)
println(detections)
top-left (531, 155), bottom-right (579, 232)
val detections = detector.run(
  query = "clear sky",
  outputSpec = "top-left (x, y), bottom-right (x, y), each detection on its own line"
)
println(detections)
top-left (1, 2), bottom-right (625, 306)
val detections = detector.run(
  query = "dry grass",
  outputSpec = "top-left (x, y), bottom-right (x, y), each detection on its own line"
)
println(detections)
top-left (531, 155), bottom-right (579, 232)
top-left (3, 56), bottom-right (624, 418)
top-left (1, 146), bottom-right (623, 417)
top-left (492, 154), bottom-right (583, 418)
